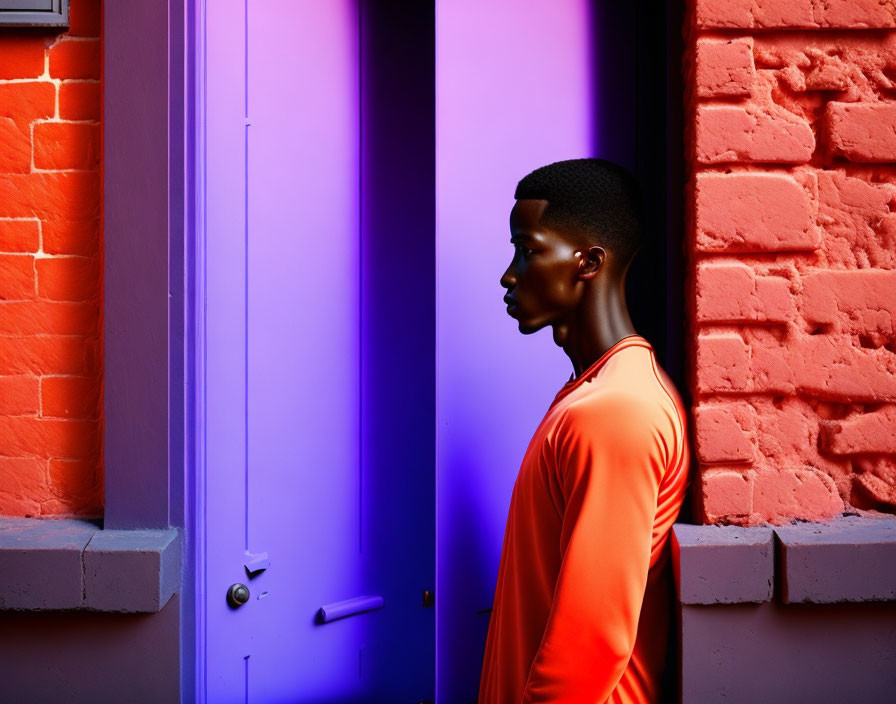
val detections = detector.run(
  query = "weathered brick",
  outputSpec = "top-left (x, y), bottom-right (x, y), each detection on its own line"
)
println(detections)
top-left (0, 172), bottom-right (100, 222)
top-left (36, 256), bottom-right (100, 302)
top-left (0, 300), bottom-right (99, 336)
top-left (696, 261), bottom-right (793, 322)
top-left (696, 38), bottom-right (754, 97)
top-left (59, 82), bottom-right (101, 121)
top-left (0, 254), bottom-right (36, 300)
top-left (754, 396), bottom-right (819, 467)
top-left (748, 328), bottom-right (797, 394)
top-left (41, 375), bottom-right (101, 419)
top-left (817, 170), bottom-right (893, 222)
top-left (763, 44), bottom-right (849, 92)
top-left (0, 118), bottom-right (32, 174)
top-left (696, 105), bottom-right (815, 163)
top-left (0, 82), bottom-right (56, 129)
top-left (695, 402), bottom-right (756, 462)
top-left (742, 329), bottom-right (896, 400)
top-left (42, 217), bottom-right (100, 257)
top-left (795, 334), bottom-right (896, 401)
top-left (851, 458), bottom-right (896, 507)
top-left (751, 34), bottom-right (896, 98)
top-left (0, 375), bottom-right (39, 415)
top-left (48, 457), bottom-right (101, 503)
top-left (828, 103), bottom-right (896, 162)
top-left (48, 39), bottom-right (100, 80)
top-left (0, 220), bottom-right (40, 253)
top-left (0, 457), bottom-right (49, 516)
top-left (752, 466), bottom-right (843, 525)
top-left (0, 336), bottom-right (90, 376)
top-left (696, 333), bottom-right (750, 393)
top-left (696, 172), bottom-right (819, 252)
top-left (753, 278), bottom-right (793, 319)
top-left (39, 495), bottom-right (102, 517)
top-left (0, 416), bottom-right (100, 458)
top-left (696, 0), bottom-right (896, 29)
top-left (820, 405), bottom-right (896, 454)
top-left (816, 0), bottom-right (896, 28)
top-left (802, 270), bottom-right (896, 335)
top-left (696, 0), bottom-right (814, 28)
top-left (33, 122), bottom-right (100, 171)
top-left (702, 469), bottom-right (753, 522)
top-left (816, 170), bottom-right (896, 269)
top-left (0, 37), bottom-right (46, 80)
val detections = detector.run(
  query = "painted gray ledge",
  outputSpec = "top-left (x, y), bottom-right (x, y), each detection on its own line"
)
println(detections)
top-left (775, 515), bottom-right (896, 604)
top-left (0, 518), bottom-right (180, 613)
top-left (0, 518), bottom-right (100, 610)
top-left (671, 522), bottom-right (775, 604)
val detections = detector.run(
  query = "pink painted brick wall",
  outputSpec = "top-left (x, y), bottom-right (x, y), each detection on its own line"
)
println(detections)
top-left (686, 0), bottom-right (896, 525)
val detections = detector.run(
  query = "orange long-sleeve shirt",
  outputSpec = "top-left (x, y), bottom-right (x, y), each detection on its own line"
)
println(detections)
top-left (478, 334), bottom-right (691, 703)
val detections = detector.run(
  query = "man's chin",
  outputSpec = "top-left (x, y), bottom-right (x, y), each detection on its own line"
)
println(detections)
top-left (517, 317), bottom-right (547, 335)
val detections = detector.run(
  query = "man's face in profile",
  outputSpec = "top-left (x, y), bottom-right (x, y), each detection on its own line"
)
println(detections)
top-left (501, 199), bottom-right (585, 334)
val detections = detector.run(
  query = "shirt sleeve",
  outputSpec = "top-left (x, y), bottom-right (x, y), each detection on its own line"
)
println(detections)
top-left (521, 394), bottom-right (664, 704)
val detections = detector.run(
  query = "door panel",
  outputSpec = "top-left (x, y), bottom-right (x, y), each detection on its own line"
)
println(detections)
top-left (207, 1), bottom-right (365, 701)
top-left (205, 0), bottom-right (251, 698)
top-left (245, 0), bottom-right (361, 701)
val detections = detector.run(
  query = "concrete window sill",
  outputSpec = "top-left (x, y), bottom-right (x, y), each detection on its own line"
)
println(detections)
top-left (0, 517), bottom-right (181, 613)
top-left (672, 514), bottom-right (896, 604)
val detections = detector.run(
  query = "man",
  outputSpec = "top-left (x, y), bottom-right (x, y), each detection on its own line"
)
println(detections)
top-left (479, 158), bottom-right (691, 703)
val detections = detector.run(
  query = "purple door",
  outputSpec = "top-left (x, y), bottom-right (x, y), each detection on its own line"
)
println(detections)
top-left (203, 1), bottom-right (435, 701)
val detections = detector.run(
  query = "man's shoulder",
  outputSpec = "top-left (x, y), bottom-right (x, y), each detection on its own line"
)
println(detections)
top-left (558, 383), bottom-right (682, 451)
top-left (564, 386), bottom-right (666, 425)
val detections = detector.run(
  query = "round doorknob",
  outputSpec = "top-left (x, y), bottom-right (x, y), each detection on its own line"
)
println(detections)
top-left (227, 583), bottom-right (250, 608)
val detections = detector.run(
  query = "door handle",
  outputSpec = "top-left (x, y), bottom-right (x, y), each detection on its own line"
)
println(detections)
top-left (227, 583), bottom-right (251, 608)
top-left (317, 595), bottom-right (384, 624)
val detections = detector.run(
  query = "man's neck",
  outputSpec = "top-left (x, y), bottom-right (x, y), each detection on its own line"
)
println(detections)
top-left (552, 283), bottom-right (638, 379)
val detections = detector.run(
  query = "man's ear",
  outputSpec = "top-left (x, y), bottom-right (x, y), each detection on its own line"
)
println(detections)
top-left (577, 245), bottom-right (605, 279)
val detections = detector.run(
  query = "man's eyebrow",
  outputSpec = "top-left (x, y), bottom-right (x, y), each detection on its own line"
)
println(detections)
top-left (510, 232), bottom-right (535, 243)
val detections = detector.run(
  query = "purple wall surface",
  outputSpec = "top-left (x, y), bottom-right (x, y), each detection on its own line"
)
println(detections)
top-left (0, 594), bottom-right (181, 702)
top-left (435, 2), bottom-right (594, 701)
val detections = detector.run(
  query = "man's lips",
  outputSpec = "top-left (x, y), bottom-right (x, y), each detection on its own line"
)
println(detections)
top-left (504, 296), bottom-right (518, 315)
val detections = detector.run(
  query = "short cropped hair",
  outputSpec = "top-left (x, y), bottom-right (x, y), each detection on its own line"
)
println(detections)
top-left (514, 158), bottom-right (644, 265)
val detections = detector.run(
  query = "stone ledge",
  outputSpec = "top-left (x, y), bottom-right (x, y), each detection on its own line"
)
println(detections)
top-left (0, 518), bottom-right (99, 610)
top-left (0, 518), bottom-right (180, 613)
top-left (672, 523), bottom-right (774, 604)
top-left (775, 515), bottom-right (896, 604)
top-left (672, 515), bottom-right (896, 605)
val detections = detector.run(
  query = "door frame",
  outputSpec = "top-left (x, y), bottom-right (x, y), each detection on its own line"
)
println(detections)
top-left (102, 0), bottom-right (201, 701)
top-left (187, 0), bottom-right (207, 701)
top-left (119, 0), bottom-right (687, 700)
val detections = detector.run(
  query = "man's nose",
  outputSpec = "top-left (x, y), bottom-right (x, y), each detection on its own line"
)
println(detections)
top-left (500, 266), bottom-right (515, 290)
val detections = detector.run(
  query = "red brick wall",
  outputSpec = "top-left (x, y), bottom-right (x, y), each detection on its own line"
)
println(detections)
top-left (686, 0), bottom-right (896, 525)
top-left (0, 0), bottom-right (102, 518)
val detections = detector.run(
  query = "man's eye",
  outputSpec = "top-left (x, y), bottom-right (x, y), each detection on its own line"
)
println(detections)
top-left (515, 244), bottom-right (534, 257)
